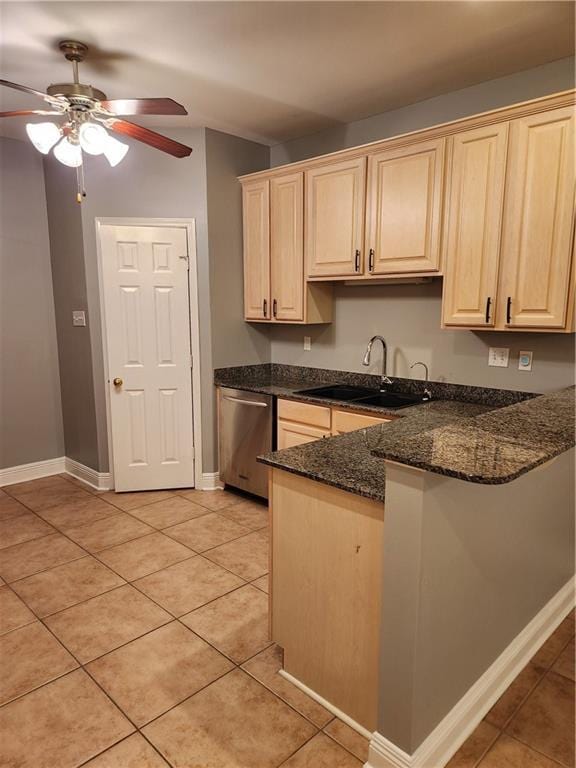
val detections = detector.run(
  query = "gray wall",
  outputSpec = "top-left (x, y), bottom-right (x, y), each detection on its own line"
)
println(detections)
top-left (44, 155), bottom-right (100, 470)
top-left (44, 127), bottom-right (269, 475)
top-left (0, 137), bottom-right (64, 468)
top-left (268, 57), bottom-right (576, 393)
top-left (271, 57), bottom-right (575, 166)
top-left (380, 454), bottom-right (575, 752)
top-left (269, 282), bottom-right (575, 393)
top-left (205, 129), bottom-right (271, 468)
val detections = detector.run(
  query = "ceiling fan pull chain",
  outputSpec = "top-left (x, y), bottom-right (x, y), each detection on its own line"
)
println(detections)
top-left (76, 163), bottom-right (86, 203)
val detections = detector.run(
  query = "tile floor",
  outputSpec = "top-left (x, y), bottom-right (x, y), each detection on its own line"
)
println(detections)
top-left (0, 475), bottom-right (573, 768)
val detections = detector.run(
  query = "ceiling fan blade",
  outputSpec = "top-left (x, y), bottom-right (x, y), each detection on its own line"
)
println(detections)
top-left (0, 79), bottom-right (64, 106)
top-left (100, 98), bottom-right (187, 116)
top-left (107, 119), bottom-right (192, 158)
top-left (0, 109), bottom-right (61, 118)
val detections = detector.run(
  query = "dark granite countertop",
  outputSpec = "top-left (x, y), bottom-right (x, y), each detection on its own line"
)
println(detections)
top-left (213, 364), bottom-right (568, 501)
top-left (259, 399), bottom-right (494, 502)
top-left (371, 386), bottom-right (575, 486)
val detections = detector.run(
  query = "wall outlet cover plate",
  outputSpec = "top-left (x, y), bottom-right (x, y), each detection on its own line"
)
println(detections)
top-left (72, 310), bottom-right (86, 327)
top-left (518, 351), bottom-right (533, 371)
top-left (488, 347), bottom-right (510, 367)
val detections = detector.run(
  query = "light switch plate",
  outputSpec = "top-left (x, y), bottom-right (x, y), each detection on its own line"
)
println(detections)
top-left (303, 336), bottom-right (311, 351)
top-left (518, 350), bottom-right (533, 371)
top-left (72, 310), bottom-right (86, 327)
top-left (488, 347), bottom-right (509, 367)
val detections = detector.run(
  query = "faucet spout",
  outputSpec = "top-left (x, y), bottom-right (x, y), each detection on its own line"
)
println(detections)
top-left (362, 335), bottom-right (392, 389)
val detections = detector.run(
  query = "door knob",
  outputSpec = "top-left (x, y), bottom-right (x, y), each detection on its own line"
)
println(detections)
top-left (113, 378), bottom-right (123, 387)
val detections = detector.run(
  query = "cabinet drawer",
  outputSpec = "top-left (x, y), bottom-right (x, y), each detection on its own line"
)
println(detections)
top-left (277, 420), bottom-right (331, 449)
top-left (278, 399), bottom-right (332, 429)
top-left (332, 409), bottom-right (391, 434)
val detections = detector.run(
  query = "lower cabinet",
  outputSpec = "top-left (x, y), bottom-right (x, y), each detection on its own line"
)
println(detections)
top-left (277, 399), bottom-right (392, 448)
top-left (270, 468), bottom-right (383, 729)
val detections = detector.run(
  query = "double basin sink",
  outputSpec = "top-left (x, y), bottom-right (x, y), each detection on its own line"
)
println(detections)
top-left (294, 384), bottom-right (428, 410)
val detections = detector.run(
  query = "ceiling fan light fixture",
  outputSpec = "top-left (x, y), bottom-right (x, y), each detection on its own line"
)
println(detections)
top-left (79, 121), bottom-right (108, 155)
top-left (25, 121), bottom-right (61, 154)
top-left (53, 136), bottom-right (83, 167)
top-left (103, 134), bottom-right (129, 167)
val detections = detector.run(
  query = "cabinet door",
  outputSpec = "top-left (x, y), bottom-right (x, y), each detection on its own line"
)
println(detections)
top-left (442, 124), bottom-right (509, 327)
top-left (242, 179), bottom-right (270, 320)
top-left (366, 139), bottom-right (445, 274)
top-left (331, 409), bottom-right (391, 435)
top-left (499, 107), bottom-right (575, 329)
top-left (277, 420), bottom-right (330, 449)
top-left (306, 157), bottom-right (366, 278)
top-left (270, 173), bottom-right (304, 321)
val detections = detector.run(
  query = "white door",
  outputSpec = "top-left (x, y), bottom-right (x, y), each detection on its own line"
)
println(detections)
top-left (100, 225), bottom-right (195, 491)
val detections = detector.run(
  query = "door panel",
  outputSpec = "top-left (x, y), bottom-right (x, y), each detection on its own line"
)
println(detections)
top-left (366, 139), bottom-right (445, 274)
top-left (500, 107), bottom-right (575, 329)
top-left (277, 420), bottom-right (330, 449)
top-left (101, 225), bottom-right (194, 491)
top-left (243, 179), bottom-right (270, 320)
top-left (271, 173), bottom-right (304, 321)
top-left (442, 124), bottom-right (509, 327)
top-left (306, 157), bottom-right (366, 277)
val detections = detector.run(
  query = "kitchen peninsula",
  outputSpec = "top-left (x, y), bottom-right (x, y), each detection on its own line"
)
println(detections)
top-left (215, 364), bottom-right (575, 767)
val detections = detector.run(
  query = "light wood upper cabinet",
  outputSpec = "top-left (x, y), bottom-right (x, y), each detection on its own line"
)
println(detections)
top-left (442, 124), bottom-right (509, 327)
top-left (270, 173), bottom-right (304, 321)
top-left (499, 107), bottom-right (575, 329)
top-left (365, 139), bottom-right (445, 275)
top-left (306, 157), bottom-right (366, 278)
top-left (242, 179), bottom-right (270, 320)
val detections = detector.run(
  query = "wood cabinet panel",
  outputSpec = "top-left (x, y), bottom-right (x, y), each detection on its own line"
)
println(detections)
top-left (243, 179), bottom-right (270, 321)
top-left (277, 420), bottom-right (330, 449)
top-left (277, 399), bottom-right (331, 429)
top-left (442, 124), bottom-right (509, 327)
top-left (271, 468), bottom-right (383, 729)
top-left (271, 173), bottom-right (304, 321)
top-left (366, 139), bottom-right (445, 275)
top-left (306, 157), bottom-right (366, 278)
top-left (331, 408), bottom-right (391, 435)
top-left (499, 107), bottom-right (575, 329)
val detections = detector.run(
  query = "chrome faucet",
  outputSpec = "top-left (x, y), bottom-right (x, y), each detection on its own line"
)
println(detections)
top-left (363, 335), bottom-right (392, 389)
top-left (410, 361), bottom-right (432, 401)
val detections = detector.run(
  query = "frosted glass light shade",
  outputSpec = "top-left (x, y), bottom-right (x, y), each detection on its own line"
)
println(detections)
top-left (26, 122), bottom-right (61, 154)
top-left (103, 134), bottom-right (129, 167)
top-left (79, 122), bottom-right (109, 155)
top-left (53, 137), bottom-right (83, 167)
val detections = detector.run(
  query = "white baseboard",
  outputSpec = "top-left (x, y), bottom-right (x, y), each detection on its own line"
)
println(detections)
top-left (0, 456), bottom-right (112, 491)
top-left (366, 577), bottom-right (575, 768)
top-left (0, 457), bottom-right (66, 487)
top-left (279, 669), bottom-right (372, 740)
top-left (64, 458), bottom-right (113, 491)
top-left (197, 472), bottom-right (223, 491)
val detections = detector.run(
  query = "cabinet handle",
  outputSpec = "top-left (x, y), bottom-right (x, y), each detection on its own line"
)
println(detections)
top-left (263, 299), bottom-right (267, 318)
top-left (273, 299), bottom-right (278, 318)
top-left (355, 250), bottom-right (360, 272)
top-left (369, 248), bottom-right (375, 273)
top-left (506, 296), bottom-right (512, 324)
top-left (485, 296), bottom-right (492, 324)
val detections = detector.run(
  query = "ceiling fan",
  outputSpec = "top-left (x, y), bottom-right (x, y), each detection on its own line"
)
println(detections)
top-left (0, 40), bottom-right (193, 200)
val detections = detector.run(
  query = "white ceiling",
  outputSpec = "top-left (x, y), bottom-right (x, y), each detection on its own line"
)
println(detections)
top-left (1, 1), bottom-right (574, 146)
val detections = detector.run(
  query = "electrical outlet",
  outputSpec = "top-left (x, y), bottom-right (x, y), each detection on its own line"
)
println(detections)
top-left (72, 310), bottom-right (86, 327)
top-left (518, 351), bottom-right (533, 372)
top-left (488, 347), bottom-right (509, 367)
top-left (303, 336), bottom-right (311, 351)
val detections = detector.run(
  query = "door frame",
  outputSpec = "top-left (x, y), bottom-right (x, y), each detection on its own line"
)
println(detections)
top-left (95, 217), bottom-right (203, 491)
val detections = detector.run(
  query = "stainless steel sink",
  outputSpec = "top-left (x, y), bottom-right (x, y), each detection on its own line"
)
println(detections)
top-left (294, 384), bottom-right (376, 401)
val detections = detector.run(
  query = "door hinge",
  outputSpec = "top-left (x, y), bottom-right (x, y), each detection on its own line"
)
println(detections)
top-left (189, 353), bottom-right (193, 368)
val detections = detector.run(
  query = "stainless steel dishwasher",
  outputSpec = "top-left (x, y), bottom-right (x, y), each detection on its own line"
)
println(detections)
top-left (218, 387), bottom-right (274, 499)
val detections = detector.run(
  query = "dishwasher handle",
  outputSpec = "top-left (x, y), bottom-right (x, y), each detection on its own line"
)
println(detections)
top-left (222, 396), bottom-right (269, 408)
